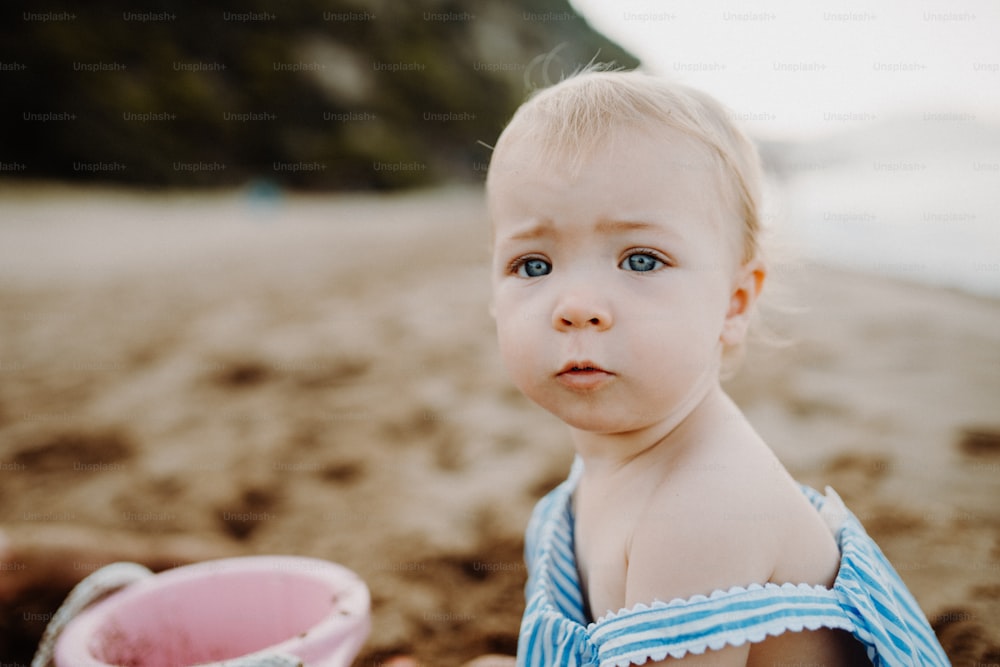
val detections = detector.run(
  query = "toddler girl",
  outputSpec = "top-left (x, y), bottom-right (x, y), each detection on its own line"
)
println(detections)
top-left (485, 69), bottom-right (948, 666)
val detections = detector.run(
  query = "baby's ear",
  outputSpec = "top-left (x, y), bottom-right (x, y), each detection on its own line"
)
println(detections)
top-left (720, 259), bottom-right (766, 346)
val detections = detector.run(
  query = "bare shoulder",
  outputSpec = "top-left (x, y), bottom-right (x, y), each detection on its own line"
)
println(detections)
top-left (625, 463), bottom-right (775, 606)
top-left (625, 445), bottom-right (840, 606)
top-left (624, 443), bottom-right (864, 665)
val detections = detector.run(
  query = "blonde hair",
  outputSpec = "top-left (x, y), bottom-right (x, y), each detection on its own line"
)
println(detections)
top-left (488, 67), bottom-right (764, 263)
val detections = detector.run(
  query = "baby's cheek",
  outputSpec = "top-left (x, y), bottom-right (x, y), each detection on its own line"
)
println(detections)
top-left (495, 319), bottom-right (534, 379)
top-left (638, 325), bottom-right (711, 375)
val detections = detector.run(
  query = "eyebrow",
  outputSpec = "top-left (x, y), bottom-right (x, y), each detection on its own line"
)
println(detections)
top-left (507, 219), bottom-right (554, 241)
top-left (506, 218), bottom-right (669, 241)
top-left (594, 219), bottom-right (662, 235)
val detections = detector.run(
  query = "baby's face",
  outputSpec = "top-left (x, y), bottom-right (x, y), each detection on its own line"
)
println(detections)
top-left (488, 126), bottom-right (743, 434)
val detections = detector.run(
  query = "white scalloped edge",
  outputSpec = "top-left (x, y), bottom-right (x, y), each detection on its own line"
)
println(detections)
top-left (598, 615), bottom-right (859, 667)
top-left (590, 580), bottom-right (839, 626)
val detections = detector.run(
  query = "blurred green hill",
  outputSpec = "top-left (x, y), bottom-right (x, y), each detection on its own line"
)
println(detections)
top-left (0, 0), bottom-right (637, 189)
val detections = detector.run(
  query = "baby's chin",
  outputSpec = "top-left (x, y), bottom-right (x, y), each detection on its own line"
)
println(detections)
top-left (539, 401), bottom-right (656, 436)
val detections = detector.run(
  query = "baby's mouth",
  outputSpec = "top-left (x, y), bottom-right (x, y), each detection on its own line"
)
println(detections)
top-left (557, 360), bottom-right (611, 375)
top-left (556, 362), bottom-right (614, 390)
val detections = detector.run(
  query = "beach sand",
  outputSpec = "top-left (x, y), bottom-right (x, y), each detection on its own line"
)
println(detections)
top-left (0, 186), bottom-right (998, 665)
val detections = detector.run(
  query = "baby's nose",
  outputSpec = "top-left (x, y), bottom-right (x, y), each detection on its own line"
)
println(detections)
top-left (552, 293), bottom-right (613, 331)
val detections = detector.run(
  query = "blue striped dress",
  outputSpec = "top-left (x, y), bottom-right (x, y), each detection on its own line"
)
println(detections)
top-left (517, 459), bottom-right (950, 666)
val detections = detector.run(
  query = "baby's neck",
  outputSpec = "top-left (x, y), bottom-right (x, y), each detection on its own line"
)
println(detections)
top-left (569, 382), bottom-right (737, 479)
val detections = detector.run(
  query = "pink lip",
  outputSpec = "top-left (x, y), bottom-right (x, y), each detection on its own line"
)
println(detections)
top-left (555, 361), bottom-right (614, 390)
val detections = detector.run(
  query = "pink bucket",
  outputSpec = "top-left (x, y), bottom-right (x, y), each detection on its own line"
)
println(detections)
top-left (53, 556), bottom-right (370, 667)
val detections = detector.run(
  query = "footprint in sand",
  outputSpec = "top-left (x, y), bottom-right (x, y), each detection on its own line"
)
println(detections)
top-left (956, 426), bottom-right (1000, 457)
top-left (216, 486), bottom-right (280, 540)
top-left (11, 429), bottom-right (134, 473)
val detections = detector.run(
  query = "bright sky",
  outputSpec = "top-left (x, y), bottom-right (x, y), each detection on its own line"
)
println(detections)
top-left (570, 0), bottom-right (1000, 140)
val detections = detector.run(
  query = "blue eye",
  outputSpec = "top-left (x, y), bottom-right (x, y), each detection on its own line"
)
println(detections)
top-left (620, 252), bottom-right (663, 272)
top-left (517, 258), bottom-right (551, 277)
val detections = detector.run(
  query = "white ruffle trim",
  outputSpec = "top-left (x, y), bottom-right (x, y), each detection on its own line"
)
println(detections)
top-left (590, 581), bottom-right (839, 626)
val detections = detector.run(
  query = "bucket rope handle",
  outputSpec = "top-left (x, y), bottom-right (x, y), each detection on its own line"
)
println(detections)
top-left (32, 562), bottom-right (154, 667)
top-left (32, 561), bottom-right (305, 667)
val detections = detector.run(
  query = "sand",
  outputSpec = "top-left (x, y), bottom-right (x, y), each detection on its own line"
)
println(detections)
top-left (0, 185), bottom-right (998, 665)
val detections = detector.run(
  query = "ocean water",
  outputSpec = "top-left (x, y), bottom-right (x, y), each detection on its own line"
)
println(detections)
top-left (761, 118), bottom-right (1000, 299)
